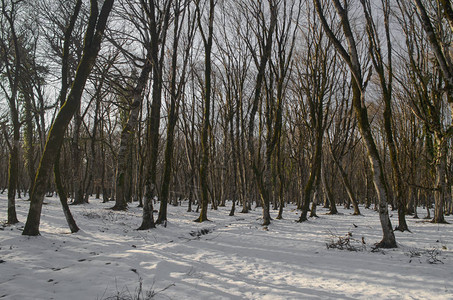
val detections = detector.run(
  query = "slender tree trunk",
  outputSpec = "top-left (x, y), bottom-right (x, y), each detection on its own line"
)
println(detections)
top-left (299, 133), bottom-right (322, 222)
top-left (157, 2), bottom-right (192, 223)
top-left (157, 90), bottom-right (178, 223)
top-left (2, 0), bottom-right (22, 224)
top-left (314, 0), bottom-right (396, 248)
top-left (22, 0), bottom-right (115, 236)
top-left (310, 182), bottom-right (320, 218)
top-left (71, 109), bottom-right (84, 205)
top-left (194, 0), bottom-right (215, 223)
top-left (237, 104), bottom-right (248, 214)
top-left (54, 156), bottom-right (79, 233)
top-left (332, 154), bottom-right (360, 215)
top-left (246, 1), bottom-right (277, 226)
top-left (139, 0), bottom-right (172, 229)
top-left (432, 136), bottom-right (447, 223)
top-left (276, 147), bottom-right (284, 220)
top-left (7, 136), bottom-right (19, 224)
top-left (361, 0), bottom-right (408, 231)
top-left (323, 164), bottom-right (337, 214)
top-left (23, 93), bottom-right (35, 196)
top-left (113, 52), bottom-right (153, 211)
top-left (84, 86), bottom-right (102, 203)
top-left (51, 0), bottom-right (83, 232)
top-left (113, 104), bottom-right (138, 210)
top-left (228, 111), bottom-right (237, 217)
top-left (352, 83), bottom-right (396, 248)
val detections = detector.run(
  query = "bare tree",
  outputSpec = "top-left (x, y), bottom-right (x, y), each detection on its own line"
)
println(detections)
top-left (396, 0), bottom-right (451, 224)
top-left (327, 72), bottom-right (361, 215)
top-left (22, 0), bottom-right (114, 236)
top-left (313, 0), bottom-right (396, 248)
top-left (216, 0), bottom-right (252, 214)
top-left (293, 2), bottom-right (335, 221)
top-left (157, 0), bottom-right (196, 224)
top-left (267, 0), bottom-right (300, 220)
top-left (410, 0), bottom-right (453, 223)
top-left (193, 0), bottom-right (215, 222)
top-left (0, 0), bottom-right (24, 224)
top-left (110, 0), bottom-right (170, 212)
top-left (139, 0), bottom-right (173, 229)
top-left (361, 0), bottom-right (409, 231)
top-left (53, 0), bottom-right (83, 232)
top-left (241, 0), bottom-right (278, 226)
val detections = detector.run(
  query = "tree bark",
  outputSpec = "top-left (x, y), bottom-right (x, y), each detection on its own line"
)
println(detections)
top-left (323, 163), bottom-right (338, 214)
top-left (51, 0), bottom-right (83, 232)
top-left (331, 151), bottom-right (360, 215)
top-left (361, 0), bottom-right (408, 231)
top-left (22, 0), bottom-right (114, 236)
top-left (246, 0), bottom-right (278, 226)
top-left (139, 0), bottom-right (172, 230)
top-left (352, 82), bottom-right (396, 247)
top-left (433, 135), bottom-right (447, 223)
top-left (70, 108), bottom-right (84, 205)
top-left (313, 0), bottom-right (396, 247)
top-left (194, 0), bottom-right (215, 223)
top-left (2, 0), bottom-right (22, 224)
top-left (158, 2), bottom-right (193, 223)
top-left (113, 63), bottom-right (151, 211)
top-left (55, 156), bottom-right (79, 233)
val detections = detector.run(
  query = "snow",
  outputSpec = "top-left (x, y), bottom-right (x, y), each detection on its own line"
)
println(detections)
top-left (0, 194), bottom-right (452, 300)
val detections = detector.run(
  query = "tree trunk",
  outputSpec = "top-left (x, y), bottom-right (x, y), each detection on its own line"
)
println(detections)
top-left (157, 3), bottom-right (190, 223)
top-left (23, 92), bottom-right (35, 196)
top-left (432, 136), bottom-right (447, 223)
top-left (332, 154), bottom-right (360, 215)
top-left (22, 0), bottom-right (114, 236)
top-left (55, 156), bottom-right (79, 233)
top-left (352, 83), bottom-right (396, 248)
top-left (2, 0), bottom-right (22, 224)
top-left (246, 1), bottom-right (277, 226)
top-left (299, 132), bottom-right (322, 222)
top-left (323, 164), bottom-right (337, 214)
top-left (195, 0), bottom-right (215, 223)
top-left (71, 109), bottom-right (84, 205)
top-left (7, 138), bottom-right (19, 224)
top-left (139, 0), bottom-right (172, 229)
top-left (83, 85), bottom-right (102, 203)
top-left (314, 0), bottom-right (396, 248)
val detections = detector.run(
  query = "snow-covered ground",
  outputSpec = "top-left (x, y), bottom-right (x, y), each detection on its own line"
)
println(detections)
top-left (0, 194), bottom-right (452, 300)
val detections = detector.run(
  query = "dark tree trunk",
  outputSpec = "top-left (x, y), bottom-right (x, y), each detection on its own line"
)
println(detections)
top-left (22, 0), bottom-right (114, 236)
top-left (332, 155), bottom-right (360, 215)
top-left (55, 156), bottom-right (79, 233)
top-left (361, 0), bottom-right (408, 231)
top-left (246, 1), bottom-right (277, 226)
top-left (432, 136), bottom-right (447, 223)
top-left (157, 3), bottom-right (192, 223)
top-left (314, 0), bottom-right (396, 248)
top-left (299, 132), bottom-right (322, 222)
top-left (323, 165), bottom-right (337, 215)
top-left (71, 109), bottom-right (84, 205)
top-left (53, 0), bottom-right (83, 232)
top-left (139, 0), bottom-right (172, 230)
top-left (194, 0), bottom-right (215, 223)
top-left (23, 91), bottom-right (35, 196)
top-left (2, 0), bottom-right (22, 225)
top-left (7, 140), bottom-right (19, 224)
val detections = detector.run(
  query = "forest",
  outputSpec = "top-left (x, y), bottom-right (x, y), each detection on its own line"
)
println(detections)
top-left (1, 0), bottom-right (453, 299)
top-left (1, 0), bottom-right (453, 247)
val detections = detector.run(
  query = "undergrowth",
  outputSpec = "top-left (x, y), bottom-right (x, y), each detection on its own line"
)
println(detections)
top-left (326, 231), bottom-right (366, 252)
top-left (100, 274), bottom-right (174, 300)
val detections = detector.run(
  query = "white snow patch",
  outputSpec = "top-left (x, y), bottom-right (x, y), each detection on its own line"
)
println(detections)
top-left (0, 195), bottom-right (452, 299)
